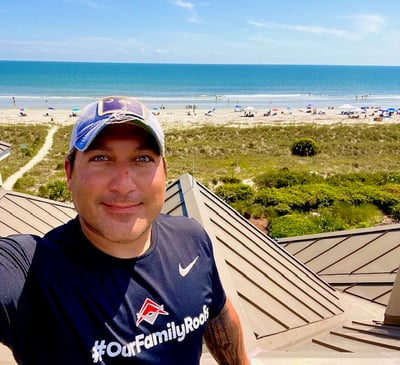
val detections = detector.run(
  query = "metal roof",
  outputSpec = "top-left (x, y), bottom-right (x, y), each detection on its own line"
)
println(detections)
top-left (0, 189), bottom-right (77, 236)
top-left (0, 141), bottom-right (11, 162)
top-left (1, 173), bottom-right (400, 364)
top-left (0, 141), bottom-right (11, 186)
top-left (162, 174), bottom-right (400, 362)
top-left (278, 225), bottom-right (400, 306)
top-left (162, 174), bottom-right (345, 350)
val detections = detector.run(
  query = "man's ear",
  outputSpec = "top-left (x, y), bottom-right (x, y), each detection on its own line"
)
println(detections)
top-left (64, 160), bottom-right (72, 191)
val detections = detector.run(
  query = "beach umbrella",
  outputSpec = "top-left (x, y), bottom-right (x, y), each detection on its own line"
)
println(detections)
top-left (71, 107), bottom-right (80, 116)
top-left (338, 103), bottom-right (355, 110)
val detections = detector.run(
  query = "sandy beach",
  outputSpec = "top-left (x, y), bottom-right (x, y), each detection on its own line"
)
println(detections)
top-left (0, 104), bottom-right (399, 129)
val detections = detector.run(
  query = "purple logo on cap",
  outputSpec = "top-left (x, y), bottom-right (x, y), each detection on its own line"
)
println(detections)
top-left (98, 96), bottom-right (145, 119)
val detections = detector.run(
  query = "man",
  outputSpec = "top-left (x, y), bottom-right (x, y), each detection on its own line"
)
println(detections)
top-left (0, 96), bottom-right (250, 364)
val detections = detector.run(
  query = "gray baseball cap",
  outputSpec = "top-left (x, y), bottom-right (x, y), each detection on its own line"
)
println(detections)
top-left (69, 96), bottom-right (165, 156)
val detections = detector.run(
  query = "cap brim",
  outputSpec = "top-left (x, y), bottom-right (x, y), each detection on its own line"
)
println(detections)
top-left (74, 117), bottom-right (163, 156)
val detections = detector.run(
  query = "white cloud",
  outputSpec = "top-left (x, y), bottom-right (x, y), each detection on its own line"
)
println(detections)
top-left (169, 0), bottom-right (201, 24)
top-left (169, 0), bottom-right (194, 11)
top-left (342, 14), bottom-right (384, 35)
top-left (248, 14), bottom-right (385, 41)
top-left (248, 20), bottom-right (350, 37)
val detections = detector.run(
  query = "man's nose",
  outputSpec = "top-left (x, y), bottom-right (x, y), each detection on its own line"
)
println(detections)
top-left (109, 161), bottom-right (137, 193)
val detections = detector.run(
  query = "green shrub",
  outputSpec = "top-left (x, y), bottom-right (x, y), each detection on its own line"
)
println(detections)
top-left (254, 170), bottom-right (323, 189)
top-left (312, 212), bottom-right (349, 232)
top-left (291, 138), bottom-right (320, 157)
top-left (389, 203), bottom-right (400, 221)
top-left (231, 201), bottom-right (266, 219)
top-left (326, 172), bottom-right (400, 186)
top-left (288, 184), bottom-right (338, 210)
top-left (272, 203), bottom-right (292, 216)
top-left (318, 202), bottom-right (383, 228)
top-left (38, 180), bottom-right (71, 202)
top-left (254, 187), bottom-right (304, 208)
top-left (254, 184), bottom-right (338, 211)
top-left (339, 184), bottom-right (400, 213)
top-left (268, 213), bottom-right (322, 238)
top-left (214, 183), bottom-right (255, 204)
top-left (220, 176), bottom-right (241, 184)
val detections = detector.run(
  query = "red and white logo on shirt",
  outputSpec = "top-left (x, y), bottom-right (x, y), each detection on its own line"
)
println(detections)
top-left (136, 298), bottom-right (169, 326)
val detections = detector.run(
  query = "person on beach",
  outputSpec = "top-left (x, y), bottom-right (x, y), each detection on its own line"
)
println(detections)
top-left (0, 96), bottom-right (249, 365)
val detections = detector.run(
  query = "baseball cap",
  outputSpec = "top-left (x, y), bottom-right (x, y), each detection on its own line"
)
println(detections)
top-left (69, 96), bottom-right (165, 156)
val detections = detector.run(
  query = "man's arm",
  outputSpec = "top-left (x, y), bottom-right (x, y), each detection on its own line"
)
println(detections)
top-left (0, 235), bottom-right (37, 345)
top-left (203, 297), bottom-right (250, 365)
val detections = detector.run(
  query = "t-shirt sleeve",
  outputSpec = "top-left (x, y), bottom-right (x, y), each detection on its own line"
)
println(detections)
top-left (206, 232), bottom-right (227, 319)
top-left (0, 235), bottom-right (38, 345)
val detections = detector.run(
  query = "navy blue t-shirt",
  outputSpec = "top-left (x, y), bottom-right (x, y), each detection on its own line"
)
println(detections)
top-left (0, 214), bottom-right (226, 365)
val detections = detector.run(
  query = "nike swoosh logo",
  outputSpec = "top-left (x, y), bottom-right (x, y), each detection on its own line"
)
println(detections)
top-left (179, 256), bottom-right (199, 277)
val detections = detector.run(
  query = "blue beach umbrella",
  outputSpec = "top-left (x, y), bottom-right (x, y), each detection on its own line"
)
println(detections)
top-left (71, 107), bottom-right (80, 116)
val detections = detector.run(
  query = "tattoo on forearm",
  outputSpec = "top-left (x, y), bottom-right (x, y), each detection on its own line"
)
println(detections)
top-left (203, 301), bottom-right (249, 365)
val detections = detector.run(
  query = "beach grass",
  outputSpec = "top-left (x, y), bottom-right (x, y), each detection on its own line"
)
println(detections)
top-left (165, 123), bottom-right (400, 184)
top-left (0, 124), bottom-right (49, 181)
top-left (3, 122), bottom-right (400, 194)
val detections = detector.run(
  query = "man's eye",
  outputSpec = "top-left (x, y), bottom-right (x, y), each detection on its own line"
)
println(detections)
top-left (136, 155), bottom-right (152, 163)
top-left (92, 155), bottom-right (109, 161)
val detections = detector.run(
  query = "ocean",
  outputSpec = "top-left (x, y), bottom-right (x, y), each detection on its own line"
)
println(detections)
top-left (1, 61), bottom-right (399, 111)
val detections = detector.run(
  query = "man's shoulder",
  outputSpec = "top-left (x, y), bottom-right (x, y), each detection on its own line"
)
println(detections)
top-left (156, 213), bottom-right (203, 230)
top-left (1, 233), bottom-right (42, 251)
top-left (0, 234), bottom-right (41, 272)
top-left (155, 214), bottom-right (211, 247)
top-left (0, 217), bottom-right (80, 257)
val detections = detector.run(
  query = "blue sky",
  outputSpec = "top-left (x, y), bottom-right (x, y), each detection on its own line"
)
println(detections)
top-left (1, 0), bottom-right (399, 65)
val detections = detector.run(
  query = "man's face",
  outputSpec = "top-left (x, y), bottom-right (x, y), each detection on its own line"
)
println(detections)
top-left (65, 123), bottom-right (166, 257)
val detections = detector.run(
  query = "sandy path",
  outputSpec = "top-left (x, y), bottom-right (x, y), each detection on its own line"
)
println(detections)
top-left (2, 125), bottom-right (59, 190)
